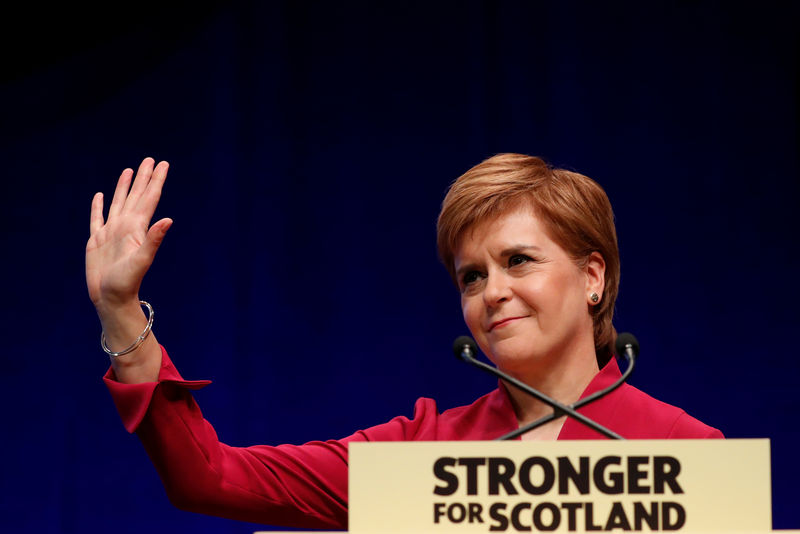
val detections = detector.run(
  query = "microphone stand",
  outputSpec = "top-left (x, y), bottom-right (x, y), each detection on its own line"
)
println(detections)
top-left (495, 349), bottom-right (636, 440)
top-left (457, 348), bottom-right (625, 440)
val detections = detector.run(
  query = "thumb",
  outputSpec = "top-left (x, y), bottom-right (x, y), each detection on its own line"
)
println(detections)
top-left (135, 217), bottom-right (173, 270)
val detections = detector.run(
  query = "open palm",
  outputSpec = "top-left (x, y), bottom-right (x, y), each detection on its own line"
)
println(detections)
top-left (86, 158), bottom-right (172, 309)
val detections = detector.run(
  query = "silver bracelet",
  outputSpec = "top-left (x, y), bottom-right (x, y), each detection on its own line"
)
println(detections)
top-left (101, 300), bottom-right (154, 357)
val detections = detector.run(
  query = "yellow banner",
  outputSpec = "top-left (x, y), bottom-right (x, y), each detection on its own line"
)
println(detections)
top-left (348, 440), bottom-right (770, 533)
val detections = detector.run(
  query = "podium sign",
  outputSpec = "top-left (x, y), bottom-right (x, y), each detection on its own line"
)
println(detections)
top-left (349, 439), bottom-right (770, 533)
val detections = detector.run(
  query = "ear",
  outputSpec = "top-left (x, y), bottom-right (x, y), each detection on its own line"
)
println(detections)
top-left (584, 251), bottom-right (606, 305)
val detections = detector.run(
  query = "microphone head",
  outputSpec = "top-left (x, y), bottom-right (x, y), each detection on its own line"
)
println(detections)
top-left (452, 336), bottom-right (478, 360)
top-left (615, 332), bottom-right (640, 357)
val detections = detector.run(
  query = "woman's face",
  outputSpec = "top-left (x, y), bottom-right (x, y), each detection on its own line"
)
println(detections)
top-left (454, 205), bottom-right (603, 375)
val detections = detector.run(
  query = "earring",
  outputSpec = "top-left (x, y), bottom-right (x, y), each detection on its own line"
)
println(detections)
top-left (590, 292), bottom-right (599, 303)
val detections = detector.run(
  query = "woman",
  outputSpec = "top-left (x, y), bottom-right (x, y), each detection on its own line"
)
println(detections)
top-left (87, 154), bottom-right (722, 528)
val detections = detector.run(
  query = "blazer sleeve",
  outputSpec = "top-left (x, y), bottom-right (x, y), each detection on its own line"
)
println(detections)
top-left (103, 346), bottom-right (432, 529)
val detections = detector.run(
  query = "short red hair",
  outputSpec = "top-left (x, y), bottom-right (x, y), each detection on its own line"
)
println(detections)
top-left (437, 154), bottom-right (620, 364)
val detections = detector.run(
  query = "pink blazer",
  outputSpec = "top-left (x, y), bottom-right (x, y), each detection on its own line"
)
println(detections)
top-left (105, 347), bottom-right (722, 528)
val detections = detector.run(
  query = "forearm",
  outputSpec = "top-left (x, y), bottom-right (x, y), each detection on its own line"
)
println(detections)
top-left (103, 354), bottom-right (349, 528)
top-left (136, 383), bottom-right (349, 528)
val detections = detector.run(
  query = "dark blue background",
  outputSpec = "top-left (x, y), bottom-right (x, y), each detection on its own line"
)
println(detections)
top-left (1, 2), bottom-right (797, 532)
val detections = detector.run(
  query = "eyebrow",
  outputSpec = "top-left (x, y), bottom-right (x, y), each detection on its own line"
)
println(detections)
top-left (455, 244), bottom-right (543, 278)
top-left (500, 244), bottom-right (542, 256)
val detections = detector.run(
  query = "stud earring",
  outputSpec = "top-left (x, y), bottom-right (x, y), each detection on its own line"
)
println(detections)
top-left (590, 292), bottom-right (599, 303)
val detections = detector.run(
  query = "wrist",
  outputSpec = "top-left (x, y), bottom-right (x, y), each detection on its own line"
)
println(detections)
top-left (94, 294), bottom-right (142, 316)
top-left (102, 301), bottom-right (154, 357)
top-left (95, 298), bottom-right (145, 326)
top-left (98, 300), bottom-right (162, 382)
top-left (97, 300), bottom-right (149, 351)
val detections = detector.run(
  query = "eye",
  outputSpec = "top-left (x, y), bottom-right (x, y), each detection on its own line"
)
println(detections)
top-left (461, 270), bottom-right (482, 287)
top-left (508, 254), bottom-right (532, 267)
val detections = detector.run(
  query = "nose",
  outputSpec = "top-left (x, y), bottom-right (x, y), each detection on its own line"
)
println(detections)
top-left (482, 268), bottom-right (512, 307)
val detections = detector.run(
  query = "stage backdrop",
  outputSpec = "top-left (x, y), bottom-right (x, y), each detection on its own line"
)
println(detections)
top-left (1, 2), bottom-right (797, 532)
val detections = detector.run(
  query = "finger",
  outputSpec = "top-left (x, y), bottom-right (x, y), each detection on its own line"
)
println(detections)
top-left (135, 160), bottom-right (169, 220)
top-left (123, 157), bottom-right (155, 214)
top-left (108, 168), bottom-right (133, 219)
top-left (133, 218), bottom-right (173, 272)
top-left (90, 192), bottom-right (105, 235)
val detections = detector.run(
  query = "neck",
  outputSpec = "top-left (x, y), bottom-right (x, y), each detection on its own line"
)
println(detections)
top-left (501, 341), bottom-right (601, 429)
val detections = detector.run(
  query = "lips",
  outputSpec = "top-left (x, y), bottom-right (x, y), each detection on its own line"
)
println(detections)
top-left (488, 316), bottom-right (527, 332)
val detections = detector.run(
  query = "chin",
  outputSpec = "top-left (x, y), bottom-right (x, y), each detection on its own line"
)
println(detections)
top-left (485, 338), bottom-right (549, 372)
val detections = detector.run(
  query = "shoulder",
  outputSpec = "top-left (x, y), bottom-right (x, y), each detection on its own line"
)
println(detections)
top-left (352, 388), bottom-right (517, 442)
top-left (563, 358), bottom-right (724, 440)
top-left (617, 383), bottom-right (724, 439)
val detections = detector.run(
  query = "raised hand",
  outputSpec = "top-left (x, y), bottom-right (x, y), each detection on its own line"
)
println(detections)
top-left (86, 158), bottom-right (171, 381)
top-left (86, 157), bottom-right (172, 311)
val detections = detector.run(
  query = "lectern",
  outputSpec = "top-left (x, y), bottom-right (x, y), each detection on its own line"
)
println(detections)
top-left (258, 439), bottom-right (787, 533)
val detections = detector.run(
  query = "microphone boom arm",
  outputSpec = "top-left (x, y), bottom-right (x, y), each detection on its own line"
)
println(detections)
top-left (457, 349), bottom-right (625, 440)
top-left (495, 349), bottom-right (635, 440)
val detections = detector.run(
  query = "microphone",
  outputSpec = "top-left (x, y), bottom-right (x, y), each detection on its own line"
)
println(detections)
top-left (452, 336), bottom-right (479, 361)
top-left (452, 336), bottom-right (626, 440)
top-left (615, 332), bottom-right (639, 360)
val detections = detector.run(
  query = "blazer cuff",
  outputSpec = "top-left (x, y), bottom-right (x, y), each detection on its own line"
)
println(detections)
top-left (103, 345), bottom-right (211, 433)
